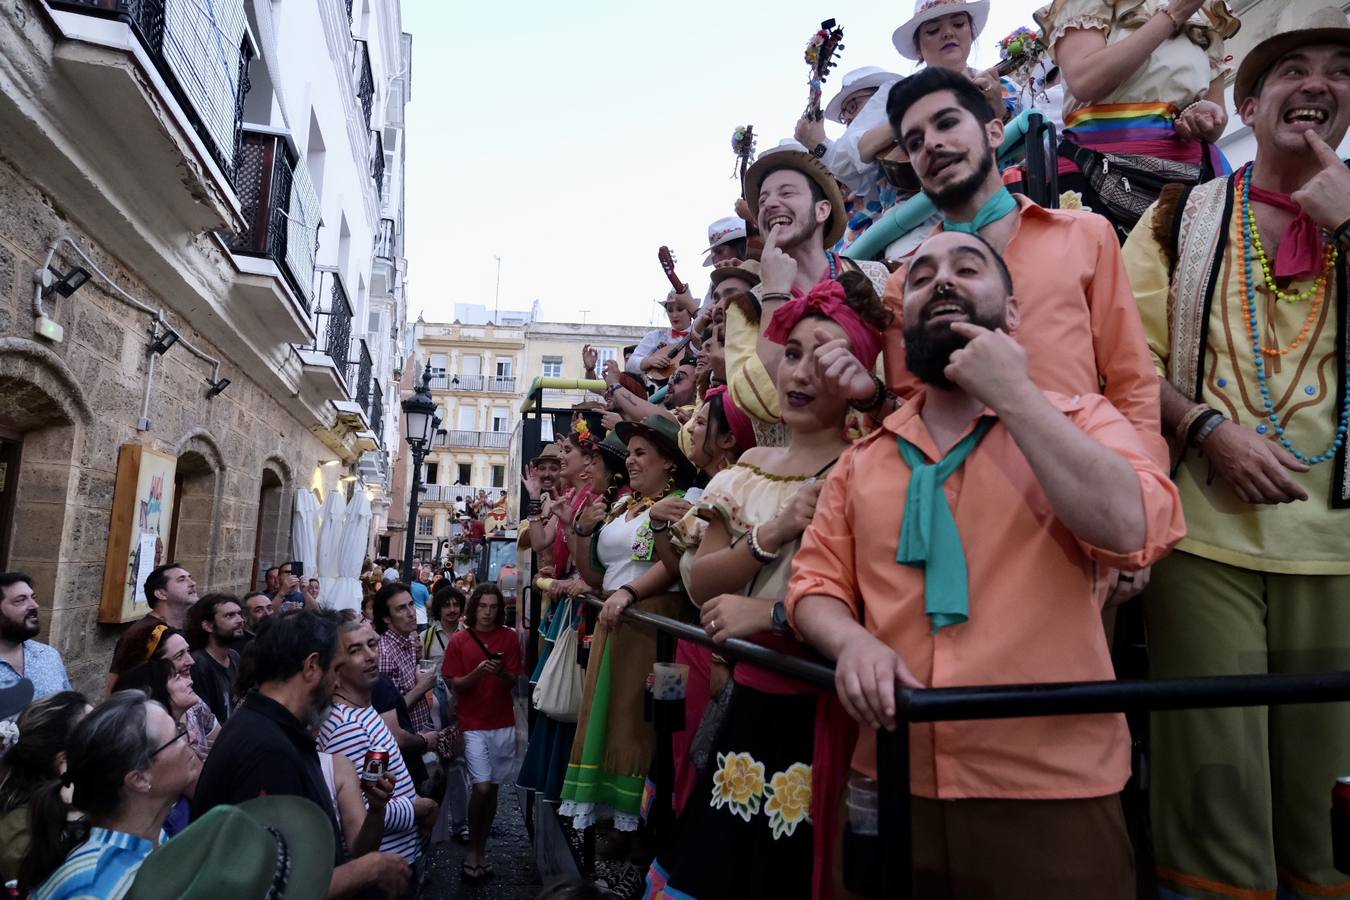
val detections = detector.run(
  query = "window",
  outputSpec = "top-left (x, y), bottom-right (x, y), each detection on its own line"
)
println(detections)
top-left (457, 406), bottom-right (477, 431)
top-left (495, 357), bottom-right (513, 377)
top-left (368, 310), bottom-right (381, 335)
top-left (491, 465), bottom-right (505, 488)
top-left (417, 515), bottom-right (434, 537)
top-left (424, 462), bottom-right (439, 485)
top-left (491, 407), bottom-right (509, 432)
top-left (457, 463), bottom-right (472, 485)
top-left (428, 353), bottom-right (448, 378)
top-left (461, 355), bottom-right (482, 377)
top-left (595, 347), bottom-right (617, 366)
top-left (542, 356), bottom-right (563, 378)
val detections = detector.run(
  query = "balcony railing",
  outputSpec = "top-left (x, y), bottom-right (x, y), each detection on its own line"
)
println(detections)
top-left (353, 40), bottom-right (374, 128)
top-left (349, 338), bottom-right (373, 415)
top-left (432, 430), bottom-right (511, 450)
top-left (428, 374), bottom-right (517, 393)
top-left (371, 385), bottom-right (385, 446)
top-left (226, 130), bottom-right (320, 308)
top-left (375, 218), bottom-right (396, 260)
top-left (312, 271), bottom-right (353, 376)
top-left (54, 0), bottom-right (253, 184)
top-left (370, 131), bottom-right (385, 192)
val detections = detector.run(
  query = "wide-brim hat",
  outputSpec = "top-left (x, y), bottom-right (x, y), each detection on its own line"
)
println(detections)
top-left (892, 0), bottom-right (990, 61)
top-left (616, 415), bottom-right (699, 485)
top-left (701, 216), bottom-right (749, 266)
top-left (0, 679), bottom-right (33, 721)
top-left (127, 796), bottom-right (333, 900)
top-left (1234, 5), bottom-right (1350, 107)
top-left (536, 442), bottom-right (562, 462)
top-left (825, 66), bottom-right (902, 123)
top-left (709, 259), bottom-right (762, 289)
top-left (597, 431), bottom-right (630, 465)
top-left (743, 140), bottom-right (847, 248)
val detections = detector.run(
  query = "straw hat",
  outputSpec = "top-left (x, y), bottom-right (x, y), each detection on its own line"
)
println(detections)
top-left (701, 217), bottom-right (749, 267)
top-left (742, 140), bottom-right (847, 247)
top-left (709, 259), bottom-right (762, 289)
top-left (892, 0), bottom-right (990, 61)
top-left (1234, 4), bottom-right (1350, 107)
top-left (825, 66), bottom-right (902, 124)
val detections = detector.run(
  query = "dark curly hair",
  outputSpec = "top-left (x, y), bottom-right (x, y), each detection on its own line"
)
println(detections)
top-left (834, 269), bottom-right (893, 331)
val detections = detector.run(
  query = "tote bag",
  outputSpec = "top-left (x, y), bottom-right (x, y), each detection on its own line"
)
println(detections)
top-left (533, 599), bottom-right (583, 722)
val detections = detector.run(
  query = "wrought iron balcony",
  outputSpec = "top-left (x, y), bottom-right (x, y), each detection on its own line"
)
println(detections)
top-left (371, 384), bottom-right (385, 446)
top-left (349, 338), bottom-right (373, 415)
top-left (375, 218), bottom-right (396, 260)
top-left (353, 40), bottom-right (374, 129)
top-left (52, 0), bottom-right (253, 185)
top-left (419, 484), bottom-right (496, 504)
top-left (432, 430), bottom-right (512, 450)
top-left (370, 131), bottom-right (385, 192)
top-left (313, 271), bottom-right (354, 376)
top-left (225, 130), bottom-right (320, 309)
top-left (428, 374), bottom-right (517, 393)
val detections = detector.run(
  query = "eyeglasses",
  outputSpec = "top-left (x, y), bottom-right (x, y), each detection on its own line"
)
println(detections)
top-left (150, 723), bottom-right (189, 758)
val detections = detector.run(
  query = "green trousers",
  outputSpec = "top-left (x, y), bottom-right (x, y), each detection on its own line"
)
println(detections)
top-left (1144, 550), bottom-right (1350, 899)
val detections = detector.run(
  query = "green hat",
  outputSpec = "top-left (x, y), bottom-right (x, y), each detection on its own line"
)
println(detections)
top-left (597, 431), bottom-right (630, 464)
top-left (127, 796), bottom-right (334, 900)
top-left (615, 414), bottom-right (699, 486)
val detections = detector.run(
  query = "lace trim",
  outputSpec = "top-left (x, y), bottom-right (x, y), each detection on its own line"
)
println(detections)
top-left (557, 800), bottom-right (642, 832)
top-left (1044, 12), bottom-right (1111, 50)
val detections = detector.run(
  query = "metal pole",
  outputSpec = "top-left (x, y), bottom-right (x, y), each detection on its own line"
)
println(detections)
top-left (400, 443), bottom-right (425, 583)
top-left (876, 726), bottom-right (912, 899)
top-left (493, 255), bottom-right (502, 322)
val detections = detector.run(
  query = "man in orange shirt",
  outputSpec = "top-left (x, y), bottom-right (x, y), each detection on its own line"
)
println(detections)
top-left (788, 231), bottom-right (1185, 896)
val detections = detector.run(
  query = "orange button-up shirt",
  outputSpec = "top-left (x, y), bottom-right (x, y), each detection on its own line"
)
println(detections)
top-left (881, 197), bottom-right (1168, 467)
top-left (786, 389), bottom-right (1185, 799)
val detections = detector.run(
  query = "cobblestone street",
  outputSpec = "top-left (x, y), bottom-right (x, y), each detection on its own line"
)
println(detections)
top-left (419, 785), bottom-right (542, 900)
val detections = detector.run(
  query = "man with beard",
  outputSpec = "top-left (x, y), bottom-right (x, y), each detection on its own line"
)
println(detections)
top-left (186, 593), bottom-right (245, 723)
top-left (788, 231), bottom-right (1185, 896)
top-left (107, 562), bottom-right (200, 691)
top-left (726, 141), bottom-right (891, 441)
top-left (0, 572), bottom-right (70, 701)
top-left (192, 609), bottom-right (411, 897)
top-left (322, 616), bottom-right (437, 864)
top-left (1119, 9), bottom-right (1350, 895)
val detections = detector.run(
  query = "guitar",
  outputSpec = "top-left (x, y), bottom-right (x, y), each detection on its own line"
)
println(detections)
top-left (658, 246), bottom-right (688, 295)
top-left (731, 125), bottom-right (756, 186)
top-left (645, 333), bottom-right (696, 382)
top-left (803, 19), bottom-right (845, 122)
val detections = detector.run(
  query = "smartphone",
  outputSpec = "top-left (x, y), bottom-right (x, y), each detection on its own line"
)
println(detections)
top-left (684, 487), bottom-right (704, 503)
top-left (291, 560), bottom-right (304, 578)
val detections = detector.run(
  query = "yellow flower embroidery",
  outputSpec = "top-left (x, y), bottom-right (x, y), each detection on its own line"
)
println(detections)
top-left (764, 762), bottom-right (813, 839)
top-left (711, 751), bottom-right (766, 822)
top-left (1058, 190), bottom-right (1092, 212)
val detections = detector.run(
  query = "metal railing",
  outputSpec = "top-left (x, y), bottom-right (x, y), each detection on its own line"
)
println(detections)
top-left (375, 218), bottom-right (396, 260)
top-left (371, 385), bottom-right (384, 446)
top-left (419, 484), bottom-right (495, 503)
top-left (225, 130), bottom-right (320, 308)
top-left (559, 595), bottom-right (1350, 899)
top-left (349, 338), bottom-right (373, 413)
top-left (431, 430), bottom-right (512, 450)
top-left (352, 40), bottom-right (374, 129)
top-left (370, 130), bottom-right (385, 192)
top-left (428, 374), bottom-right (517, 393)
top-left (54, 0), bottom-right (252, 184)
top-left (312, 271), bottom-right (353, 376)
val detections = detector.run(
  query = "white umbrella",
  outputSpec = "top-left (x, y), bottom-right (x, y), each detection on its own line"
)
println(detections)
top-left (316, 487), bottom-right (347, 607)
top-left (291, 489), bottom-right (320, 577)
top-left (328, 488), bottom-right (370, 613)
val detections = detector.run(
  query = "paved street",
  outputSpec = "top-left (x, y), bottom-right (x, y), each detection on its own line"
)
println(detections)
top-left (419, 785), bottom-right (542, 899)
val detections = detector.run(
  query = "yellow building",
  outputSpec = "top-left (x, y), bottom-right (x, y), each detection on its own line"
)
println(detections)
top-left (522, 321), bottom-right (654, 409)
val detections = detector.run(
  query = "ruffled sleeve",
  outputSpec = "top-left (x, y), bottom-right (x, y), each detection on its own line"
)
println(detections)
top-left (1036, 0), bottom-right (1113, 56)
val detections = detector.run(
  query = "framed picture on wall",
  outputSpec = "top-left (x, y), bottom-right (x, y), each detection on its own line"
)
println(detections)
top-left (99, 444), bottom-right (178, 624)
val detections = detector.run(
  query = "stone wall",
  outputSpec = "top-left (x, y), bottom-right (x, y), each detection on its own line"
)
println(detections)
top-left (0, 154), bottom-right (337, 695)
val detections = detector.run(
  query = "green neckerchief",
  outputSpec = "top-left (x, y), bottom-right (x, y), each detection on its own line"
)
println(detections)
top-left (943, 188), bottom-right (1017, 235)
top-left (896, 418), bottom-right (995, 634)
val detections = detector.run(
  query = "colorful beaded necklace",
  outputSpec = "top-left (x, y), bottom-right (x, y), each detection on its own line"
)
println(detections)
top-left (1238, 164), bottom-right (1350, 465)
top-left (1240, 165), bottom-right (1337, 305)
top-left (825, 250), bottom-right (840, 280)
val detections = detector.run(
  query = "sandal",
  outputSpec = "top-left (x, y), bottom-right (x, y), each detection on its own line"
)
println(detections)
top-left (478, 863), bottom-right (496, 881)
top-left (460, 863), bottom-right (485, 883)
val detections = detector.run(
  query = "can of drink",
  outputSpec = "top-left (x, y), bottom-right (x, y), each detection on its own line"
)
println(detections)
top-left (1332, 776), bottom-right (1350, 874)
top-left (361, 749), bottom-right (390, 783)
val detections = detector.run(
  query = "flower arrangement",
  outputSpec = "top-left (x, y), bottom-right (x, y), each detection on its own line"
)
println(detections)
top-left (997, 26), bottom-right (1045, 60)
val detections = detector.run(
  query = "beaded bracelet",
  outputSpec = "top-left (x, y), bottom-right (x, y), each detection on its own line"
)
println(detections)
top-left (747, 525), bottom-right (780, 563)
top-left (1193, 412), bottom-right (1226, 446)
top-left (849, 373), bottom-right (889, 413)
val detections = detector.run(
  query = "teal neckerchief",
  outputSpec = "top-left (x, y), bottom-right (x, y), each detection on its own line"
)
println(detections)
top-left (896, 418), bottom-right (995, 634)
top-left (943, 188), bottom-right (1017, 235)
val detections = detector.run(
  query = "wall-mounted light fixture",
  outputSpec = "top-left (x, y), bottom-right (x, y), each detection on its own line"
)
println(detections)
top-left (148, 326), bottom-right (180, 356)
top-left (35, 264), bottom-right (91, 299)
top-left (205, 377), bottom-right (231, 399)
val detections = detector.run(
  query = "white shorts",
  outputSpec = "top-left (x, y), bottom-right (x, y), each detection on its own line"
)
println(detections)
top-left (463, 726), bottom-right (515, 785)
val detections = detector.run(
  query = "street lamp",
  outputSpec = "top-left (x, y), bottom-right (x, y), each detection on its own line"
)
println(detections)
top-left (401, 366), bottom-right (437, 583)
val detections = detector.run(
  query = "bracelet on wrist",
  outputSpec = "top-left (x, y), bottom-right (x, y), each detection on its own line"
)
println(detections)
top-left (761, 291), bottom-right (792, 303)
top-left (849, 373), bottom-right (889, 413)
top-left (747, 524), bottom-right (781, 564)
top-left (572, 522), bottom-right (597, 538)
top-left (1184, 408), bottom-right (1221, 446)
top-left (1193, 412), bottom-right (1226, 446)
top-left (613, 585), bottom-right (638, 607)
top-left (650, 517), bottom-right (671, 533)
top-left (1175, 404), bottom-right (1212, 445)
top-left (1334, 217), bottom-right (1350, 247)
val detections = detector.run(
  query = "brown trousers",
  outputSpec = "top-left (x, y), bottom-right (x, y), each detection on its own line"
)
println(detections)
top-left (833, 793), bottom-right (1135, 900)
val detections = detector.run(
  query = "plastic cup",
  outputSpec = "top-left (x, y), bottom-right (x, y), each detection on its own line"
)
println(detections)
top-left (652, 662), bottom-right (690, 701)
top-left (846, 775), bottom-right (879, 836)
top-left (417, 658), bottom-right (436, 675)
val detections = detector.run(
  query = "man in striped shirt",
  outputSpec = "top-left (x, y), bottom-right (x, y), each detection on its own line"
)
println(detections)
top-left (321, 616), bottom-right (437, 863)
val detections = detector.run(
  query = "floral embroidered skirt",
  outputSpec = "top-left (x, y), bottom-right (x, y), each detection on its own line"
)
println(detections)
top-left (644, 686), bottom-right (817, 899)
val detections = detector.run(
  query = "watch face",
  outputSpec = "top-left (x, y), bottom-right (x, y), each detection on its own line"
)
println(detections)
top-left (772, 601), bottom-right (788, 629)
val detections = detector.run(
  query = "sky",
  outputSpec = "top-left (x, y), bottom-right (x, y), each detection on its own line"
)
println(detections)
top-left (402, 0), bottom-right (1043, 328)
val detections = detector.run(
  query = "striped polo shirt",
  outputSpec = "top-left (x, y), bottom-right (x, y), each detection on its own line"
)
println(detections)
top-left (32, 827), bottom-right (162, 900)
top-left (319, 701), bottom-right (421, 862)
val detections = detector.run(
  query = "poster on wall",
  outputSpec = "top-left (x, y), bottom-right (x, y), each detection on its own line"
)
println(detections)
top-left (99, 444), bottom-right (178, 624)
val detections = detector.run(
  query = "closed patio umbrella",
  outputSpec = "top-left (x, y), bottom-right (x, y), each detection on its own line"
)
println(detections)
top-left (328, 488), bottom-right (370, 613)
top-left (291, 488), bottom-right (320, 580)
top-left (316, 487), bottom-right (347, 606)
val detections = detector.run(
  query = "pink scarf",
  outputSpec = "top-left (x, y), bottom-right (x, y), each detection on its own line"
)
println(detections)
top-left (763, 279), bottom-right (883, 370)
top-left (703, 385), bottom-right (757, 452)
top-left (1244, 164), bottom-right (1326, 281)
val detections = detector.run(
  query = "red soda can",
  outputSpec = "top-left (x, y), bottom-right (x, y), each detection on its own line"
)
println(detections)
top-left (1332, 776), bottom-right (1350, 874)
top-left (362, 749), bottom-right (390, 783)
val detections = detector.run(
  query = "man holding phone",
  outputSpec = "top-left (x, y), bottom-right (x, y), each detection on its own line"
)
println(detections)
top-left (442, 583), bottom-right (521, 883)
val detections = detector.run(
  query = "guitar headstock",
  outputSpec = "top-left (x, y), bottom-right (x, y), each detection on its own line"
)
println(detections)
top-left (731, 125), bottom-right (756, 183)
top-left (804, 19), bottom-right (845, 121)
top-left (658, 246), bottom-right (688, 295)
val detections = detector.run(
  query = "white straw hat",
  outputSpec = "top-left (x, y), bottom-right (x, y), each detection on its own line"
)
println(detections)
top-left (892, 0), bottom-right (990, 62)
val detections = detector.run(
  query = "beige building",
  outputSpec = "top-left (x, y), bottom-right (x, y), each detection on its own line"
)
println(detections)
top-left (522, 321), bottom-right (655, 410)
top-left (406, 318), bottom-right (526, 558)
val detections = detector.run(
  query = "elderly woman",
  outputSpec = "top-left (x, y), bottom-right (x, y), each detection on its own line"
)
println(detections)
top-left (1037, 0), bottom-right (1237, 234)
top-left (646, 271), bottom-right (890, 900)
top-left (558, 422), bottom-right (696, 837)
top-left (26, 692), bottom-right (200, 898)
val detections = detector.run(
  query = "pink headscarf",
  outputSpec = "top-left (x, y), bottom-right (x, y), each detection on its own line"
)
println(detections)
top-left (763, 279), bottom-right (883, 370)
top-left (703, 385), bottom-right (757, 452)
